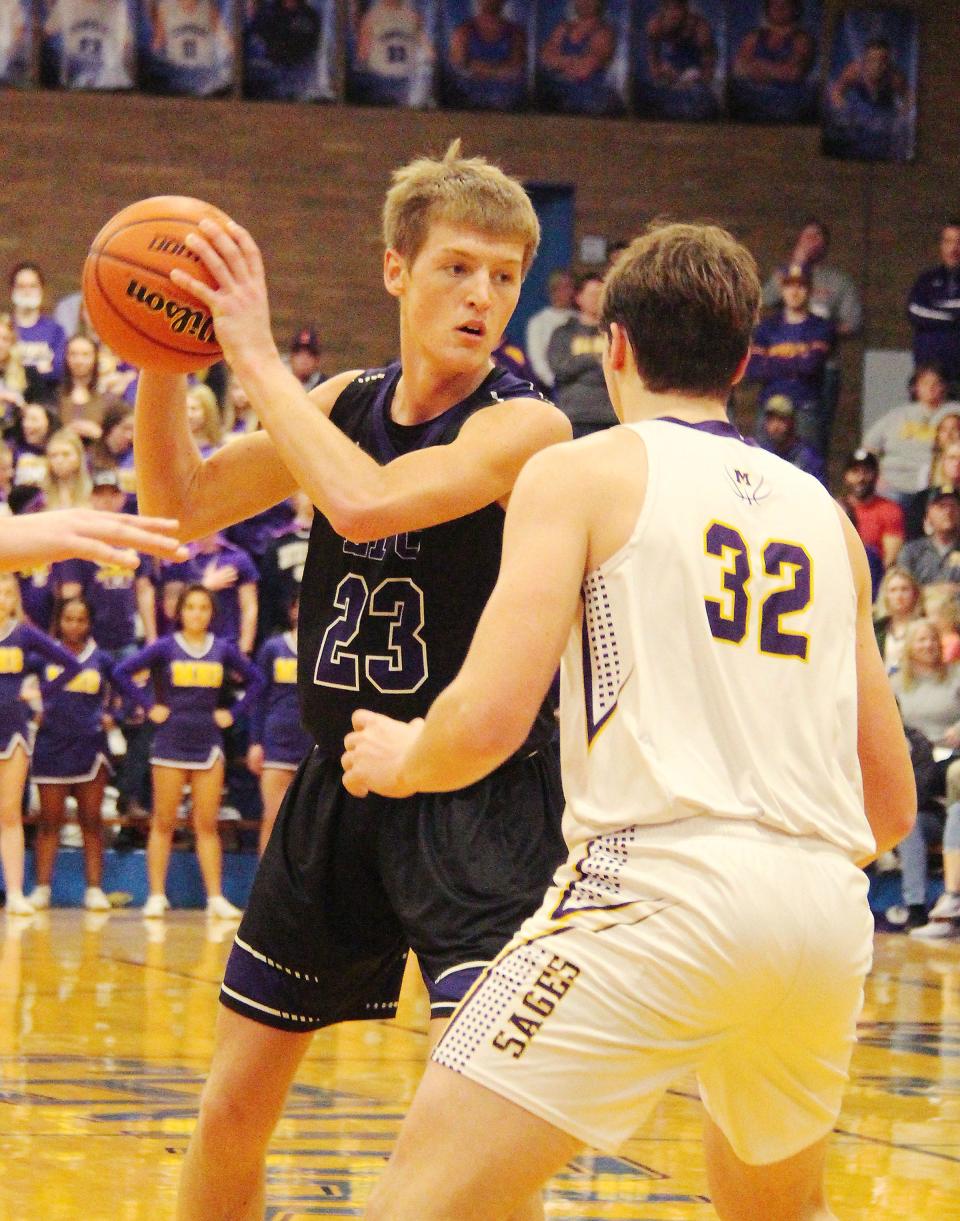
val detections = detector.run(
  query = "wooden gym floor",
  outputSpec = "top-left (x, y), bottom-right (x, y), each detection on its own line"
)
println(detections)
top-left (0, 912), bottom-right (957, 1219)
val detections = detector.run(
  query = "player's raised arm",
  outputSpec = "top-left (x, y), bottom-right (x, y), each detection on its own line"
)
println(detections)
top-left (837, 509), bottom-right (916, 861)
top-left (168, 218), bottom-right (569, 543)
top-left (342, 444), bottom-right (588, 796)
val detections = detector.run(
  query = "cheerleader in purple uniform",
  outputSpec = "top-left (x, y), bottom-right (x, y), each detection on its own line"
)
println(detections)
top-left (0, 574), bottom-right (82, 915)
top-left (247, 595), bottom-right (312, 856)
top-left (114, 584), bottom-right (264, 919)
top-left (30, 597), bottom-right (115, 913)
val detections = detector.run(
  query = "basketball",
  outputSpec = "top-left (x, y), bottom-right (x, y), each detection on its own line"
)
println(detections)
top-left (82, 195), bottom-right (233, 374)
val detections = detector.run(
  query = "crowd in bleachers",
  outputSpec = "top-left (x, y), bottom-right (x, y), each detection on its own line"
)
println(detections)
top-left (0, 209), bottom-right (958, 928)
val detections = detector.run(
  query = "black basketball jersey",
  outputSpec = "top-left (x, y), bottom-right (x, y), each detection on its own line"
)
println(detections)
top-left (299, 361), bottom-right (557, 759)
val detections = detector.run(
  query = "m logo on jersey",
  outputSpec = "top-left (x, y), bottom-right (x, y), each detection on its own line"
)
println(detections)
top-left (724, 465), bottom-right (770, 507)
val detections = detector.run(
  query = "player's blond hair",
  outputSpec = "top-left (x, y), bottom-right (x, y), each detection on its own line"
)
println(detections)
top-left (383, 140), bottom-right (540, 276)
top-left (602, 221), bottom-right (761, 398)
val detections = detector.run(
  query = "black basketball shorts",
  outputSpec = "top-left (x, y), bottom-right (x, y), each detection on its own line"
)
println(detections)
top-left (220, 746), bottom-right (565, 1031)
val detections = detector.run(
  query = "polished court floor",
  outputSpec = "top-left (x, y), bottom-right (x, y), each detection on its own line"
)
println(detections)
top-left (0, 911), bottom-right (957, 1220)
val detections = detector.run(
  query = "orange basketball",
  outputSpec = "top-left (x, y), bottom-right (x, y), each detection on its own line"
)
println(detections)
top-left (82, 195), bottom-right (233, 374)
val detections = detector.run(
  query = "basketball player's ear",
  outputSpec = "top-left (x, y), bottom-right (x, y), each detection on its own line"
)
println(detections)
top-left (383, 248), bottom-right (406, 299)
top-left (729, 349), bottom-right (751, 388)
top-left (606, 322), bottom-right (629, 372)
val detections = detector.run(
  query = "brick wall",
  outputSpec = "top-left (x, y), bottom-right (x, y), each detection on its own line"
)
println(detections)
top-left (1, 0), bottom-right (953, 467)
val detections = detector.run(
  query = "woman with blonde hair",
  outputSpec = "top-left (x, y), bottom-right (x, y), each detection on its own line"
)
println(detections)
top-left (928, 411), bottom-right (960, 486)
top-left (0, 313), bottom-right (27, 420)
top-left (186, 382), bottom-right (222, 457)
top-left (43, 428), bottom-right (92, 509)
top-left (874, 565), bottom-right (923, 672)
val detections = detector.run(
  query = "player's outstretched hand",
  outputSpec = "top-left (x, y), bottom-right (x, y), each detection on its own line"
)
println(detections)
top-left (172, 218), bottom-right (276, 373)
top-left (341, 709), bottom-right (425, 799)
top-left (0, 510), bottom-right (187, 573)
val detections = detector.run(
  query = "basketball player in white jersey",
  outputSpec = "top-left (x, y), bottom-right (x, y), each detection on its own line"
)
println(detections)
top-left (44, 0), bottom-right (135, 89)
top-left (342, 222), bottom-right (916, 1219)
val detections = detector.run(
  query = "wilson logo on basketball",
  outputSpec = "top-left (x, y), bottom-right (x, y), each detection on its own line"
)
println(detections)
top-left (147, 235), bottom-right (202, 263)
top-left (125, 279), bottom-right (216, 344)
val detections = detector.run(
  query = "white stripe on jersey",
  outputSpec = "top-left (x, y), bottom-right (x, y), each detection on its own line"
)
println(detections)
top-left (559, 418), bottom-right (874, 861)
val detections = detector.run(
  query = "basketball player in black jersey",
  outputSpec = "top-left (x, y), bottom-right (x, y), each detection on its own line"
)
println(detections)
top-left (133, 142), bottom-right (571, 1221)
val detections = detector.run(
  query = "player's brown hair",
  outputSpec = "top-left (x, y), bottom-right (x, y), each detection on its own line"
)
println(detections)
top-left (383, 140), bottom-right (540, 276)
top-left (601, 221), bottom-right (760, 399)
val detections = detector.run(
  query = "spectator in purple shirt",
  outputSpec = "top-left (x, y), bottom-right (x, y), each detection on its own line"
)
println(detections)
top-left (747, 262), bottom-right (835, 454)
top-left (157, 532), bottom-right (259, 654)
top-left (9, 262), bottom-right (67, 401)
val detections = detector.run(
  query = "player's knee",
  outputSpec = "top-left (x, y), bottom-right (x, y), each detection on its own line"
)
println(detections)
top-left (195, 1078), bottom-right (271, 1153)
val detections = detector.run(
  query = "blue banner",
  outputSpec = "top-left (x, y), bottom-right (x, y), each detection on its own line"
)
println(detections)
top-left (243, 0), bottom-right (336, 101)
top-left (632, 0), bottom-right (725, 121)
top-left (138, 0), bottom-right (236, 96)
top-left (0, 0), bottom-right (32, 85)
top-left (727, 0), bottom-right (821, 123)
top-left (346, 0), bottom-right (438, 108)
top-left (822, 5), bottom-right (918, 162)
top-left (534, 0), bottom-right (630, 116)
top-left (437, 0), bottom-right (532, 111)
top-left (41, 0), bottom-right (137, 90)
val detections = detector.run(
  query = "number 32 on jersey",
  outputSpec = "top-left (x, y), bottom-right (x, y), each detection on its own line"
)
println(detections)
top-left (703, 521), bottom-right (812, 660)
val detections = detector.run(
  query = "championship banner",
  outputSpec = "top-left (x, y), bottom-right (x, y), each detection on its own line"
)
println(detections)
top-left (138, 0), bottom-right (236, 97)
top-left (243, 0), bottom-right (336, 101)
top-left (631, 0), bottom-right (725, 121)
top-left (0, 0), bottom-right (33, 85)
top-left (727, 0), bottom-right (822, 124)
top-left (822, 4), bottom-right (918, 162)
top-left (534, 0), bottom-right (630, 117)
top-left (345, 0), bottom-right (438, 108)
top-left (41, 0), bottom-right (137, 90)
top-left (437, 0), bottom-right (532, 111)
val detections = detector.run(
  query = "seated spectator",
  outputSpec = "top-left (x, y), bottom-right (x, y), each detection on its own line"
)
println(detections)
top-left (442, 0), bottom-right (527, 111)
top-left (186, 382), bottom-right (223, 458)
top-left (898, 486), bottom-right (960, 589)
top-left (8, 261), bottom-right (66, 402)
top-left (524, 268), bottom-right (574, 390)
top-left (761, 218), bottom-right (862, 337)
top-left (873, 565), bottom-right (922, 673)
top-left (42, 428), bottom-right (92, 510)
top-left (0, 312), bottom-right (29, 427)
top-left (863, 363), bottom-right (959, 503)
top-left (537, 0), bottom-right (619, 116)
top-left (908, 220), bottom-right (960, 391)
top-left (257, 490), bottom-right (313, 641)
top-left (925, 583), bottom-right (960, 665)
top-left (729, 0), bottom-right (817, 124)
top-left (885, 724), bottom-right (942, 931)
top-left (905, 437), bottom-right (960, 539)
top-left (747, 262), bottom-right (834, 454)
top-left (284, 325), bottom-right (325, 392)
top-left (890, 618), bottom-right (960, 939)
top-left (641, 0), bottom-right (718, 121)
top-left (157, 532), bottom-right (259, 654)
top-left (12, 402), bottom-right (57, 488)
top-left (756, 395), bottom-right (825, 483)
top-left (840, 448), bottom-right (904, 568)
top-left (90, 402), bottom-right (136, 500)
top-left (57, 334), bottom-right (110, 442)
top-left (928, 410), bottom-right (960, 485)
top-left (546, 271), bottom-right (617, 438)
top-left (0, 440), bottom-right (13, 515)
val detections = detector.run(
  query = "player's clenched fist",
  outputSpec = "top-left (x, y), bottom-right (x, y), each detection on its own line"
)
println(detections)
top-left (341, 710), bottom-right (424, 798)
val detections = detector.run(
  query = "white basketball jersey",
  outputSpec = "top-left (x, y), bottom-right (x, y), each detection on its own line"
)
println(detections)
top-left (559, 417), bottom-right (874, 861)
top-left (365, 3), bottom-right (419, 77)
top-left (158, 0), bottom-right (216, 67)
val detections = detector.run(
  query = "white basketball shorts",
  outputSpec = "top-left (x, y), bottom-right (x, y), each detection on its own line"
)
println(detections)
top-left (433, 816), bottom-right (874, 1165)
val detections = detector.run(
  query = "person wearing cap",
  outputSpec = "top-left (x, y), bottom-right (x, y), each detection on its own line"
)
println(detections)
top-left (862, 363), bottom-right (960, 504)
top-left (761, 219), bottom-right (862, 338)
top-left (841, 448), bottom-right (905, 569)
top-left (284, 326), bottom-right (325, 393)
top-left (747, 262), bottom-right (834, 455)
top-left (897, 486), bottom-right (960, 588)
top-left (757, 393), bottom-right (825, 483)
